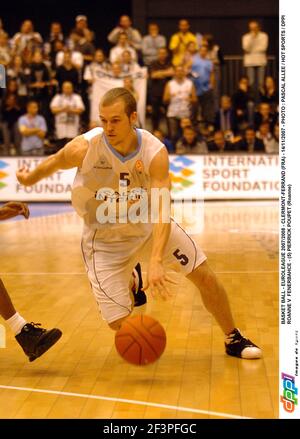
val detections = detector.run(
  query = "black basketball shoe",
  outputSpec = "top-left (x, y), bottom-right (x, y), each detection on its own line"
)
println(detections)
top-left (225, 328), bottom-right (262, 359)
top-left (131, 263), bottom-right (147, 307)
top-left (15, 322), bottom-right (62, 362)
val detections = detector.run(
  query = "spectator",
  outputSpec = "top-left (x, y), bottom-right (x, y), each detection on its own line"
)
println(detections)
top-left (28, 50), bottom-right (50, 115)
top-left (0, 93), bottom-right (22, 155)
top-left (214, 95), bottom-right (238, 136)
top-left (202, 33), bottom-right (224, 110)
top-left (108, 15), bottom-right (142, 51)
top-left (191, 45), bottom-right (215, 127)
top-left (44, 22), bottom-right (64, 57)
top-left (254, 102), bottom-right (276, 131)
top-left (256, 122), bottom-right (274, 152)
top-left (169, 19), bottom-right (197, 66)
top-left (242, 20), bottom-right (268, 93)
top-left (18, 100), bottom-right (47, 156)
top-left (142, 23), bottom-right (166, 66)
top-left (50, 81), bottom-right (84, 150)
top-left (259, 76), bottom-right (278, 112)
top-left (84, 50), bottom-right (110, 128)
top-left (0, 32), bottom-right (11, 67)
top-left (123, 77), bottom-right (139, 104)
top-left (55, 51), bottom-right (80, 92)
top-left (180, 117), bottom-right (193, 131)
top-left (163, 65), bottom-right (197, 143)
top-left (11, 20), bottom-right (43, 55)
top-left (84, 49), bottom-right (110, 83)
top-left (109, 32), bottom-right (137, 64)
top-left (56, 46), bottom-right (83, 70)
top-left (48, 39), bottom-right (64, 69)
top-left (111, 62), bottom-right (123, 78)
top-left (176, 126), bottom-right (208, 154)
top-left (69, 29), bottom-right (95, 64)
top-left (7, 55), bottom-right (31, 101)
top-left (72, 15), bottom-right (95, 43)
top-left (183, 41), bottom-right (198, 72)
top-left (153, 129), bottom-right (174, 153)
top-left (231, 76), bottom-right (255, 131)
top-left (237, 128), bottom-right (265, 153)
top-left (120, 50), bottom-right (141, 75)
top-left (208, 130), bottom-right (237, 153)
top-left (149, 47), bottom-right (174, 130)
top-left (265, 123), bottom-right (279, 154)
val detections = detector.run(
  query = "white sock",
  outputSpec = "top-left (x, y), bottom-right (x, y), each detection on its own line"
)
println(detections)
top-left (6, 312), bottom-right (27, 335)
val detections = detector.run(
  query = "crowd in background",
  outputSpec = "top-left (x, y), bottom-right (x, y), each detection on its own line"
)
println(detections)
top-left (0, 15), bottom-right (279, 156)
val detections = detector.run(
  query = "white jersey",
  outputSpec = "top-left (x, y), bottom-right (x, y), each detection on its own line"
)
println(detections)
top-left (167, 78), bottom-right (193, 118)
top-left (50, 93), bottom-right (85, 139)
top-left (72, 127), bottom-right (165, 241)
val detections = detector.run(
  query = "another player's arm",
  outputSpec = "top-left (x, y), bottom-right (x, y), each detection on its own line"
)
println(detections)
top-left (0, 202), bottom-right (29, 220)
top-left (144, 147), bottom-right (175, 299)
top-left (16, 136), bottom-right (88, 186)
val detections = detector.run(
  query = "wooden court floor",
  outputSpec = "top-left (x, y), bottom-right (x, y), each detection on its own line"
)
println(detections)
top-left (0, 201), bottom-right (278, 419)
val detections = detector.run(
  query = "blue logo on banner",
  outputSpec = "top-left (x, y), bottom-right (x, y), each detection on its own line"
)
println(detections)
top-left (0, 65), bottom-right (6, 88)
top-left (0, 160), bottom-right (8, 169)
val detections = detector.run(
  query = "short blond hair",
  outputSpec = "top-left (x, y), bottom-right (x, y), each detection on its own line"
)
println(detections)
top-left (100, 87), bottom-right (137, 117)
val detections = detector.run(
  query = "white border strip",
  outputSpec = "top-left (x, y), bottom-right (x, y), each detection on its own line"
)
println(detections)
top-left (0, 384), bottom-right (251, 419)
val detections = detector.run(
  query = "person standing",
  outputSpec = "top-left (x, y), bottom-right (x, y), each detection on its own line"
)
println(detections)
top-left (169, 19), bottom-right (197, 67)
top-left (50, 81), bottom-right (85, 151)
top-left (18, 100), bottom-right (47, 156)
top-left (108, 15), bottom-right (142, 51)
top-left (242, 20), bottom-right (268, 97)
top-left (142, 23), bottom-right (166, 67)
top-left (163, 65), bottom-right (197, 143)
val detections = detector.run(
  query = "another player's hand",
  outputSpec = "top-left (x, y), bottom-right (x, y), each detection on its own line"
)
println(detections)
top-left (0, 202), bottom-right (30, 220)
top-left (16, 167), bottom-right (32, 186)
top-left (143, 259), bottom-right (176, 300)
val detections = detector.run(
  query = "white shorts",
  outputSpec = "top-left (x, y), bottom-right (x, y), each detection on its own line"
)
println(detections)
top-left (81, 220), bottom-right (207, 324)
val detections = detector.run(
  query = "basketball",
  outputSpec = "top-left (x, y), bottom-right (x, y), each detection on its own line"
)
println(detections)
top-left (115, 315), bottom-right (167, 366)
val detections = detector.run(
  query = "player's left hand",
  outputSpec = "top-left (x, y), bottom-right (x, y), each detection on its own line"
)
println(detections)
top-left (143, 259), bottom-right (176, 300)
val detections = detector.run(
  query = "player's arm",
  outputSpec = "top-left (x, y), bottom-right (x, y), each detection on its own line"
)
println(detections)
top-left (16, 136), bottom-right (88, 186)
top-left (144, 147), bottom-right (175, 299)
top-left (0, 202), bottom-right (29, 220)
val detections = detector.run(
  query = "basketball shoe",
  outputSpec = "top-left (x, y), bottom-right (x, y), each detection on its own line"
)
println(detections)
top-left (131, 263), bottom-right (147, 307)
top-left (15, 322), bottom-right (62, 362)
top-left (225, 328), bottom-right (262, 359)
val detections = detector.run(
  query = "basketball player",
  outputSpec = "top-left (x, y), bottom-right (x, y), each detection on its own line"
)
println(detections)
top-left (16, 88), bottom-right (262, 359)
top-left (0, 201), bottom-right (62, 361)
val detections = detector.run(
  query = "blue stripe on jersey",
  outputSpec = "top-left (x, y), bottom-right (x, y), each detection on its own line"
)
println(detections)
top-left (102, 128), bottom-right (142, 163)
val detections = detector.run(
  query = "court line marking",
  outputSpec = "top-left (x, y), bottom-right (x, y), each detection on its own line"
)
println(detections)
top-left (0, 384), bottom-right (251, 419)
top-left (0, 271), bottom-right (278, 275)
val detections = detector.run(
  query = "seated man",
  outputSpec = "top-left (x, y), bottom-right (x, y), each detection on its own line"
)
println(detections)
top-left (176, 126), bottom-right (208, 154)
top-left (208, 130), bottom-right (237, 153)
top-left (237, 128), bottom-right (265, 153)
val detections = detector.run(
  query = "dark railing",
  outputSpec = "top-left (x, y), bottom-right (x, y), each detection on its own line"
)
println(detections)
top-left (220, 55), bottom-right (278, 96)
